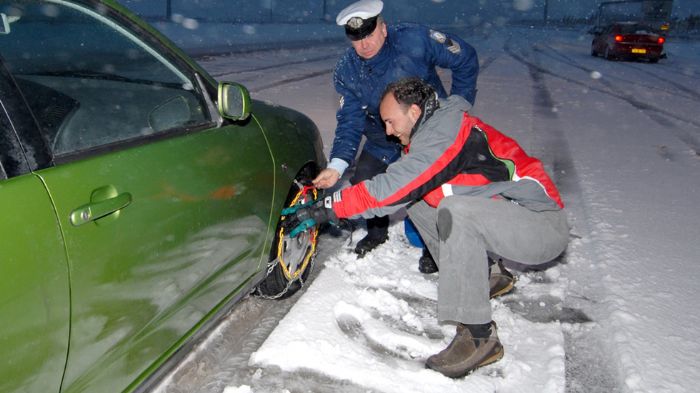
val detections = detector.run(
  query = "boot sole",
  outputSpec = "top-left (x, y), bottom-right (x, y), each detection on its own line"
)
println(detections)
top-left (427, 345), bottom-right (505, 379)
top-left (476, 345), bottom-right (504, 368)
top-left (490, 279), bottom-right (514, 299)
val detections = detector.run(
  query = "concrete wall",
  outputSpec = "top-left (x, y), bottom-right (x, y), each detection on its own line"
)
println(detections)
top-left (121, 0), bottom-right (700, 25)
top-left (121, 0), bottom-right (526, 26)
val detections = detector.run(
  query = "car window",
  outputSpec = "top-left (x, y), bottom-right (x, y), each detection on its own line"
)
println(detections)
top-left (618, 24), bottom-right (656, 34)
top-left (0, 0), bottom-right (210, 157)
top-left (0, 72), bottom-right (32, 178)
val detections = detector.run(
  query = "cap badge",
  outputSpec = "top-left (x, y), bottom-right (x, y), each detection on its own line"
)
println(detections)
top-left (348, 16), bottom-right (365, 29)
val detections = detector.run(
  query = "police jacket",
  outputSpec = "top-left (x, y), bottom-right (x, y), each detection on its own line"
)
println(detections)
top-left (331, 96), bottom-right (564, 220)
top-left (331, 23), bottom-right (479, 167)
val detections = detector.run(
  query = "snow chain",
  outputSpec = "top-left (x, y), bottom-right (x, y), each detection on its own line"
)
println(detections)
top-left (258, 182), bottom-right (318, 300)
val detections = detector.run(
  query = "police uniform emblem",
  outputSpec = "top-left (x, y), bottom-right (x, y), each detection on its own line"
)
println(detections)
top-left (429, 29), bottom-right (446, 43)
top-left (430, 29), bottom-right (461, 54)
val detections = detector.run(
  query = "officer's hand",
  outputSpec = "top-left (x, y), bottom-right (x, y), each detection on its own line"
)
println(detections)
top-left (312, 168), bottom-right (341, 189)
top-left (281, 197), bottom-right (338, 237)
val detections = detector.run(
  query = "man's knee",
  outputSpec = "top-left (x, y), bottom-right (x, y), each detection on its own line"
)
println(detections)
top-left (437, 197), bottom-right (484, 242)
top-left (437, 208), bottom-right (452, 241)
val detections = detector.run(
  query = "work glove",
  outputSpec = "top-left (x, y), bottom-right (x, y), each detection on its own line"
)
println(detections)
top-left (281, 195), bottom-right (338, 238)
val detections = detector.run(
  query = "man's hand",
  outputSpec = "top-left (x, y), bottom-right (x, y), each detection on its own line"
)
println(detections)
top-left (281, 196), bottom-right (338, 237)
top-left (312, 168), bottom-right (341, 189)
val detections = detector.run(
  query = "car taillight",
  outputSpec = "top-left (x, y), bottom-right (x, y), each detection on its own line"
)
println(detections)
top-left (615, 35), bottom-right (623, 42)
top-left (658, 37), bottom-right (665, 44)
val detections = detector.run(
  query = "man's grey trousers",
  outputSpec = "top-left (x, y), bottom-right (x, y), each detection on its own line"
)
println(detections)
top-left (408, 196), bottom-right (570, 324)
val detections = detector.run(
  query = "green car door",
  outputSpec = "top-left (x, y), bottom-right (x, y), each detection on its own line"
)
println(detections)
top-left (2, 2), bottom-right (274, 391)
top-left (0, 71), bottom-right (70, 393)
top-left (40, 124), bottom-right (274, 393)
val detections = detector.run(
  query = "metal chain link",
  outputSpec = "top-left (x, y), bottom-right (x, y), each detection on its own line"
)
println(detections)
top-left (256, 249), bottom-right (317, 300)
top-left (256, 180), bottom-right (317, 300)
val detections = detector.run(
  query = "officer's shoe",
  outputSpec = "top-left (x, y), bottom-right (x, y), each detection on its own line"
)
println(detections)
top-left (418, 248), bottom-right (439, 274)
top-left (426, 321), bottom-right (503, 378)
top-left (489, 260), bottom-right (515, 299)
top-left (354, 233), bottom-right (388, 257)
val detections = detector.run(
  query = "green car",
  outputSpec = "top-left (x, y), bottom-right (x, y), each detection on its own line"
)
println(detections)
top-left (0, 1), bottom-right (325, 392)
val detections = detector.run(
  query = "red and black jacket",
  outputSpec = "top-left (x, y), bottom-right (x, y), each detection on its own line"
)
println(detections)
top-left (332, 96), bottom-right (563, 219)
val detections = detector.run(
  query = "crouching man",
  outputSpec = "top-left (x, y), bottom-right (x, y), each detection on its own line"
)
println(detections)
top-left (283, 77), bottom-right (569, 377)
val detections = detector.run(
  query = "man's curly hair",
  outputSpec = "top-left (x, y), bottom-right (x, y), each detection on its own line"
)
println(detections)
top-left (381, 77), bottom-right (436, 110)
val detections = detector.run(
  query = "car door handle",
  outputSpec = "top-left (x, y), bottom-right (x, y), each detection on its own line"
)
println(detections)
top-left (70, 192), bottom-right (132, 226)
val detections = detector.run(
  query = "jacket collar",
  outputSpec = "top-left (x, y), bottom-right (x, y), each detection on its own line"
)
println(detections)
top-left (410, 92), bottom-right (440, 139)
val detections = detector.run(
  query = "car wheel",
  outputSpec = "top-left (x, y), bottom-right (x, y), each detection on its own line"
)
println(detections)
top-left (257, 172), bottom-right (319, 299)
top-left (604, 46), bottom-right (614, 60)
top-left (649, 57), bottom-right (659, 63)
top-left (591, 42), bottom-right (597, 56)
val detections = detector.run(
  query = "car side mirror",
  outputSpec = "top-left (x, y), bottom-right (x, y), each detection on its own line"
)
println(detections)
top-left (217, 82), bottom-right (251, 121)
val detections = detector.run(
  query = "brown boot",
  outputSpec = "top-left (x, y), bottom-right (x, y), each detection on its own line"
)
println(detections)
top-left (426, 322), bottom-right (503, 378)
top-left (489, 259), bottom-right (515, 298)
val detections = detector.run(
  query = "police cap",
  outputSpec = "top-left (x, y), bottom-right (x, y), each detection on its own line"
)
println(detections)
top-left (336, 0), bottom-right (384, 41)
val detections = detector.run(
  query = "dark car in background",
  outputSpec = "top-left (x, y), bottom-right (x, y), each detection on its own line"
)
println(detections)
top-left (0, 1), bottom-right (324, 392)
top-left (590, 21), bottom-right (665, 62)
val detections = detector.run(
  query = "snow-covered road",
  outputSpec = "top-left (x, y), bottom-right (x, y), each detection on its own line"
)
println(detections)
top-left (155, 26), bottom-right (700, 393)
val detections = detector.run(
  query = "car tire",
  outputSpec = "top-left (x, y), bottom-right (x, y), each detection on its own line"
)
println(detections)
top-left (257, 169), bottom-right (319, 299)
top-left (649, 57), bottom-right (659, 63)
top-left (604, 46), bottom-right (614, 61)
top-left (591, 43), bottom-right (597, 57)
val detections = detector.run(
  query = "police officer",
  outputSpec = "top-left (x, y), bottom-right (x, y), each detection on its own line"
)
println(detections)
top-left (313, 0), bottom-right (479, 266)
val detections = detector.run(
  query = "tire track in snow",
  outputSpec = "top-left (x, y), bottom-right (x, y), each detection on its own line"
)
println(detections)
top-left (507, 42), bottom-right (700, 157)
top-left (478, 53), bottom-right (500, 73)
top-left (537, 43), bottom-right (700, 102)
top-left (199, 43), bottom-right (343, 92)
top-left (614, 61), bottom-right (700, 101)
top-left (252, 69), bottom-right (333, 92)
top-left (533, 44), bottom-right (700, 101)
top-left (209, 53), bottom-right (341, 77)
top-left (505, 38), bottom-right (621, 393)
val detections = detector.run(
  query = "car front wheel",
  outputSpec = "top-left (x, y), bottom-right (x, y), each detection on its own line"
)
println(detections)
top-left (257, 178), bottom-right (319, 299)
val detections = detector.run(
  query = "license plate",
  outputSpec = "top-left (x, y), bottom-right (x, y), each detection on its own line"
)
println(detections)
top-left (631, 48), bottom-right (647, 54)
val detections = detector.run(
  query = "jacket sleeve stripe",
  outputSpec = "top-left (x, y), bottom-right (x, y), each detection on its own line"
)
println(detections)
top-left (333, 182), bottom-right (377, 218)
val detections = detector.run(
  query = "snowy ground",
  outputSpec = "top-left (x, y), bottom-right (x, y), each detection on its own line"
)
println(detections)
top-left (154, 26), bottom-right (700, 393)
